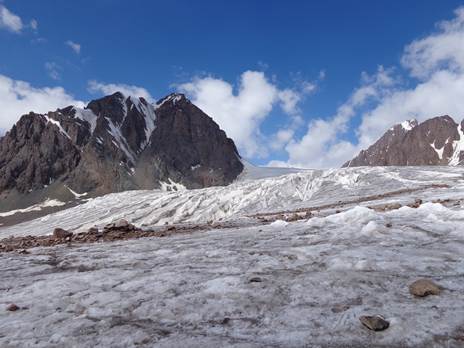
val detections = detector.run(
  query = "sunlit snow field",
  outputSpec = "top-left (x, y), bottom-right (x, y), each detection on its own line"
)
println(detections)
top-left (1, 166), bottom-right (464, 347)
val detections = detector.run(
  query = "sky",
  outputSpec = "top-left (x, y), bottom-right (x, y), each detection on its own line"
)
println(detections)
top-left (1, 0), bottom-right (464, 168)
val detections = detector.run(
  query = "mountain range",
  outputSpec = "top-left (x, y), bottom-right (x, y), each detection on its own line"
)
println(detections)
top-left (3, 89), bottom-right (464, 215)
top-left (0, 92), bottom-right (243, 212)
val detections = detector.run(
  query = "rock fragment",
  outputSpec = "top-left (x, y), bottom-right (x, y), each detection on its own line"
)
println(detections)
top-left (53, 228), bottom-right (73, 239)
top-left (359, 315), bottom-right (389, 331)
top-left (409, 279), bottom-right (441, 297)
top-left (6, 304), bottom-right (19, 312)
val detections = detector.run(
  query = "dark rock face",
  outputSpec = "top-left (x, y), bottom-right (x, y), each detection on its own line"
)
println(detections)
top-left (344, 116), bottom-right (464, 167)
top-left (0, 112), bottom-right (82, 193)
top-left (136, 95), bottom-right (243, 189)
top-left (0, 92), bottom-right (243, 211)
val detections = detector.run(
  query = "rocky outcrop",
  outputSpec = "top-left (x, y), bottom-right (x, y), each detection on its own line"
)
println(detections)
top-left (0, 92), bottom-right (243, 211)
top-left (344, 116), bottom-right (464, 167)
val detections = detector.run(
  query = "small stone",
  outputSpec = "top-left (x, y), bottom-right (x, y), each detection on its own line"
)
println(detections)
top-left (6, 304), bottom-right (19, 312)
top-left (385, 222), bottom-right (392, 228)
top-left (88, 227), bottom-right (99, 234)
top-left (249, 277), bottom-right (263, 283)
top-left (359, 315), bottom-right (389, 331)
top-left (409, 279), bottom-right (441, 297)
top-left (53, 228), bottom-right (73, 239)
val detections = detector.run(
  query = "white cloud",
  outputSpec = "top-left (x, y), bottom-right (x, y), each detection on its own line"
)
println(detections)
top-left (178, 71), bottom-right (314, 158)
top-left (401, 7), bottom-right (464, 79)
top-left (45, 62), bottom-right (61, 81)
top-left (269, 128), bottom-right (295, 151)
top-left (30, 19), bottom-right (38, 31)
top-left (279, 66), bottom-right (395, 168)
top-left (0, 74), bottom-right (84, 134)
top-left (88, 80), bottom-right (154, 102)
top-left (277, 6), bottom-right (464, 169)
top-left (65, 40), bottom-right (81, 54)
top-left (356, 6), bottom-right (464, 149)
top-left (0, 5), bottom-right (23, 33)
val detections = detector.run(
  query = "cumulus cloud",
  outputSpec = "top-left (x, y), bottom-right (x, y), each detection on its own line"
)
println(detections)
top-left (0, 5), bottom-right (23, 33)
top-left (88, 80), bottom-right (154, 102)
top-left (65, 40), bottom-right (81, 54)
top-left (401, 7), bottom-right (464, 80)
top-left (279, 67), bottom-right (395, 168)
top-left (0, 74), bottom-right (84, 134)
top-left (178, 71), bottom-right (315, 158)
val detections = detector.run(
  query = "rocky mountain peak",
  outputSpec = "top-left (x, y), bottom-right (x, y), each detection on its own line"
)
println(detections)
top-left (0, 91), bottom-right (244, 213)
top-left (344, 115), bottom-right (464, 167)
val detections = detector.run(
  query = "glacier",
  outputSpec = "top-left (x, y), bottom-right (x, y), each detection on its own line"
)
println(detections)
top-left (1, 165), bottom-right (464, 347)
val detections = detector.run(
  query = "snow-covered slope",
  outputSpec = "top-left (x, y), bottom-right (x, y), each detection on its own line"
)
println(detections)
top-left (1, 188), bottom-right (464, 347)
top-left (1, 166), bottom-right (464, 238)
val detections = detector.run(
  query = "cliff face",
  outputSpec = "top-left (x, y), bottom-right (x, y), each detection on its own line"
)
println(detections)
top-left (344, 116), bottom-right (464, 167)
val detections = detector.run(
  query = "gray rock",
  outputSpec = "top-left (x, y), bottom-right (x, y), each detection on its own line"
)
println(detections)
top-left (409, 279), bottom-right (441, 297)
top-left (53, 228), bottom-right (73, 239)
top-left (359, 315), bottom-right (390, 331)
top-left (88, 227), bottom-right (99, 234)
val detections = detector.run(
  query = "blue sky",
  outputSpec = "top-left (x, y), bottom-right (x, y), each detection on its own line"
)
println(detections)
top-left (1, 1), bottom-right (464, 167)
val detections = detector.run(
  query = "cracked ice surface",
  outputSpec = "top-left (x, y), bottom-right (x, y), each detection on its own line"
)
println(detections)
top-left (2, 166), bottom-right (464, 237)
top-left (1, 201), bottom-right (464, 347)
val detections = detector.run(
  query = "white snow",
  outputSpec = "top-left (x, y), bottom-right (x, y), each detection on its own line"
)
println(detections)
top-left (136, 100), bottom-right (156, 148)
top-left (400, 119), bottom-right (416, 131)
top-left (0, 199), bottom-right (65, 217)
top-left (449, 123), bottom-right (464, 165)
top-left (1, 166), bottom-right (464, 238)
top-left (65, 186), bottom-right (88, 199)
top-left (159, 179), bottom-right (187, 192)
top-left (155, 93), bottom-right (184, 109)
top-left (430, 141), bottom-right (444, 160)
top-left (42, 115), bottom-right (71, 139)
top-left (269, 219), bottom-right (288, 227)
top-left (1, 193), bottom-right (464, 347)
top-left (73, 107), bottom-right (98, 133)
top-left (105, 117), bottom-right (136, 163)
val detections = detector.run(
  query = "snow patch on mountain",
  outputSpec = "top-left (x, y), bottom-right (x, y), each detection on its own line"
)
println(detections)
top-left (0, 199), bottom-right (65, 217)
top-left (42, 115), bottom-right (71, 139)
top-left (401, 119), bottom-right (417, 131)
top-left (155, 93), bottom-right (185, 109)
top-left (65, 186), bottom-right (88, 198)
top-left (105, 117), bottom-right (136, 163)
top-left (449, 123), bottom-right (464, 165)
top-left (73, 107), bottom-right (98, 133)
top-left (430, 141), bottom-right (444, 160)
top-left (159, 179), bottom-right (187, 192)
